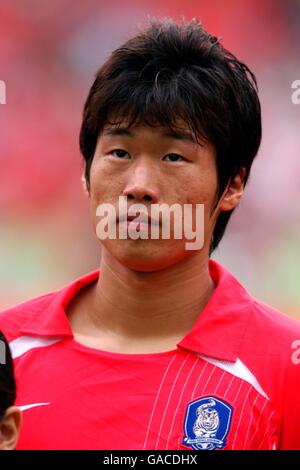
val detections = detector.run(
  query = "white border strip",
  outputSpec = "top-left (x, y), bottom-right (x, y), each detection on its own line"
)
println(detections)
top-left (10, 335), bottom-right (62, 359)
top-left (198, 354), bottom-right (269, 400)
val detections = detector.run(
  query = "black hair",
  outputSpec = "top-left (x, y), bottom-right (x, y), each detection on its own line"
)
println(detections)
top-left (0, 331), bottom-right (16, 420)
top-left (79, 17), bottom-right (261, 253)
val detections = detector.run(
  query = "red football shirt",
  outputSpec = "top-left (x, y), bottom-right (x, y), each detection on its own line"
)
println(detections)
top-left (0, 260), bottom-right (299, 450)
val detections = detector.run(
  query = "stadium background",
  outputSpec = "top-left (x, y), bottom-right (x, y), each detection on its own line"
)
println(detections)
top-left (0, 0), bottom-right (299, 319)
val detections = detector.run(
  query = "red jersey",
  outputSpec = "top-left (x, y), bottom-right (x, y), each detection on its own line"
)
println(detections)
top-left (0, 260), bottom-right (299, 450)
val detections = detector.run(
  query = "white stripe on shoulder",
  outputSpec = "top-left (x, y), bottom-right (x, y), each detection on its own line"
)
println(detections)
top-left (10, 335), bottom-right (62, 359)
top-left (197, 354), bottom-right (269, 400)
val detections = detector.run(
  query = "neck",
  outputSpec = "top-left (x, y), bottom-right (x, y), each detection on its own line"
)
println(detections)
top-left (85, 248), bottom-right (215, 345)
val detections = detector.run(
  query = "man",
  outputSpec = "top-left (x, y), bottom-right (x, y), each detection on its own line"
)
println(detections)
top-left (0, 332), bottom-right (21, 450)
top-left (0, 17), bottom-right (299, 450)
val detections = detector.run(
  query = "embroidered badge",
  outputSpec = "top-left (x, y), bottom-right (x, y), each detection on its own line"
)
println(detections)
top-left (182, 396), bottom-right (233, 450)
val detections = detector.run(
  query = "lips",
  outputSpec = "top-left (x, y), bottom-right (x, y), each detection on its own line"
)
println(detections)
top-left (127, 214), bottom-right (140, 222)
top-left (118, 212), bottom-right (159, 225)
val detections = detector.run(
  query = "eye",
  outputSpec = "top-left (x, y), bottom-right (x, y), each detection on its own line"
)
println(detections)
top-left (163, 153), bottom-right (185, 162)
top-left (110, 149), bottom-right (131, 159)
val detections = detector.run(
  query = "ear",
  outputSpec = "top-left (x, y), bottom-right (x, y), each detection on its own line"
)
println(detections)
top-left (218, 168), bottom-right (246, 212)
top-left (81, 171), bottom-right (89, 195)
top-left (0, 406), bottom-right (22, 450)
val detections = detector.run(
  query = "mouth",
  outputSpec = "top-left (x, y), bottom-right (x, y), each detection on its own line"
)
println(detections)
top-left (118, 212), bottom-right (160, 226)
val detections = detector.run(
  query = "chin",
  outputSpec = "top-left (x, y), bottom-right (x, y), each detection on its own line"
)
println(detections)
top-left (102, 239), bottom-right (194, 272)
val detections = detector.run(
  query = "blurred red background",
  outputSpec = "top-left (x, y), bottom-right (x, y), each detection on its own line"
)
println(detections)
top-left (0, 0), bottom-right (299, 318)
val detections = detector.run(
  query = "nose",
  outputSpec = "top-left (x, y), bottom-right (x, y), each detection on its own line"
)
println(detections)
top-left (122, 162), bottom-right (159, 204)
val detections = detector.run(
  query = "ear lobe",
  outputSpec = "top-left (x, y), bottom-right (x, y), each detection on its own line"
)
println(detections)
top-left (219, 168), bottom-right (246, 212)
top-left (81, 172), bottom-right (89, 195)
top-left (0, 406), bottom-right (22, 450)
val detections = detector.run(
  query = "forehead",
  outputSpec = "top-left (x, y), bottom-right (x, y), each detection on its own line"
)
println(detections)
top-left (101, 119), bottom-right (203, 147)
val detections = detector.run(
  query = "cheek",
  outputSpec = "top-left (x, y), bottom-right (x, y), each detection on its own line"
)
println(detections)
top-left (184, 171), bottom-right (218, 239)
top-left (185, 171), bottom-right (218, 207)
top-left (89, 159), bottom-right (121, 204)
top-left (89, 163), bottom-right (118, 232)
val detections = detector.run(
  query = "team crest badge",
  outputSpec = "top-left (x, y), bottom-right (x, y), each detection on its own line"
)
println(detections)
top-left (182, 396), bottom-right (233, 450)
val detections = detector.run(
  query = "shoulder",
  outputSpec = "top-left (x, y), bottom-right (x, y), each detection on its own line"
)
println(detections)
top-left (0, 291), bottom-right (57, 341)
top-left (239, 296), bottom-right (300, 402)
top-left (247, 300), bottom-right (300, 448)
top-left (0, 270), bottom-right (99, 342)
top-left (246, 297), bottom-right (300, 351)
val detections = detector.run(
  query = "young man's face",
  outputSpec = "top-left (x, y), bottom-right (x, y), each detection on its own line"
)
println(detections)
top-left (88, 121), bottom-right (233, 272)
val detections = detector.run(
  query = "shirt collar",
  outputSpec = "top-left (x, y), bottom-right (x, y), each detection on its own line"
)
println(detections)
top-left (20, 270), bottom-right (99, 338)
top-left (21, 260), bottom-right (253, 362)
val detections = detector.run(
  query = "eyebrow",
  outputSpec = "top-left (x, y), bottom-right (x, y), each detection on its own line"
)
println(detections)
top-left (102, 127), bottom-right (198, 144)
